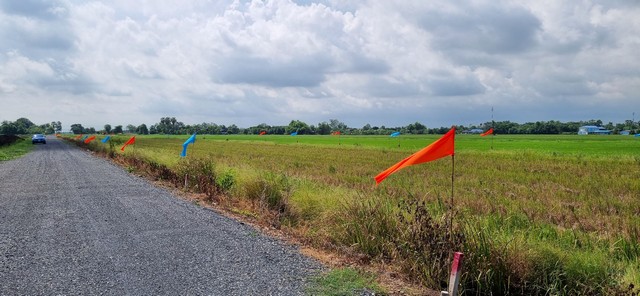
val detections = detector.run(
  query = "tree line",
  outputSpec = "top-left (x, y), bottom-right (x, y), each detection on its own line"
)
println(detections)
top-left (2, 117), bottom-right (638, 136)
top-left (0, 118), bottom-right (62, 135)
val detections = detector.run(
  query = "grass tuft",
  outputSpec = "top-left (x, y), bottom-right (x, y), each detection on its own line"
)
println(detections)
top-left (306, 268), bottom-right (384, 296)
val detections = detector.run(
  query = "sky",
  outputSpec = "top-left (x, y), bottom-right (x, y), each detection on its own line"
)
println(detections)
top-left (1, 0), bottom-right (639, 131)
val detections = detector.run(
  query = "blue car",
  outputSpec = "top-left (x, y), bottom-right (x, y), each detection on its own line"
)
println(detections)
top-left (32, 134), bottom-right (46, 144)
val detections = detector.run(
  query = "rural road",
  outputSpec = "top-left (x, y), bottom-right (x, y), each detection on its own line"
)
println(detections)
top-left (0, 137), bottom-right (321, 295)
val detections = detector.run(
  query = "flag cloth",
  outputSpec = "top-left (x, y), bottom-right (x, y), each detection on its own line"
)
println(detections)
top-left (375, 127), bottom-right (455, 185)
top-left (120, 136), bottom-right (136, 151)
top-left (259, 131), bottom-right (266, 135)
top-left (101, 135), bottom-right (111, 143)
top-left (75, 134), bottom-right (83, 139)
top-left (331, 131), bottom-right (341, 136)
top-left (390, 132), bottom-right (401, 137)
top-left (81, 135), bottom-right (89, 141)
top-left (84, 135), bottom-right (96, 144)
top-left (480, 128), bottom-right (494, 137)
top-left (180, 133), bottom-right (197, 157)
top-left (291, 132), bottom-right (298, 136)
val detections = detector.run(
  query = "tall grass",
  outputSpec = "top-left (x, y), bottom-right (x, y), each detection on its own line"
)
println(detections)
top-left (0, 136), bottom-right (33, 161)
top-left (64, 134), bottom-right (640, 294)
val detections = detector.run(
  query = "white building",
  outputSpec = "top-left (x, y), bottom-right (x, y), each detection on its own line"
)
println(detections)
top-left (578, 126), bottom-right (611, 135)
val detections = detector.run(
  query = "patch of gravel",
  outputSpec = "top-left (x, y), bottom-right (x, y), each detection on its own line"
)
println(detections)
top-left (0, 137), bottom-right (322, 295)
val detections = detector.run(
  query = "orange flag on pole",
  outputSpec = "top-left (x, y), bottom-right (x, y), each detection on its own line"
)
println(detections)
top-left (259, 131), bottom-right (267, 135)
top-left (375, 127), bottom-right (455, 185)
top-left (120, 136), bottom-right (136, 151)
top-left (84, 135), bottom-right (96, 144)
top-left (480, 128), bottom-right (494, 137)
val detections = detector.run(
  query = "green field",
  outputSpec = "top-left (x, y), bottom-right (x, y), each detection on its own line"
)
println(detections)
top-left (74, 133), bottom-right (640, 295)
top-left (145, 133), bottom-right (640, 155)
top-left (0, 136), bottom-right (33, 161)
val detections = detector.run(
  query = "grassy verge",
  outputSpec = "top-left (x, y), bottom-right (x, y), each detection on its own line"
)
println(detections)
top-left (64, 134), bottom-right (640, 295)
top-left (306, 268), bottom-right (383, 296)
top-left (0, 136), bottom-right (33, 161)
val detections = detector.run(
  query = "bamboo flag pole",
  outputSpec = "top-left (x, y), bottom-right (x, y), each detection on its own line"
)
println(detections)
top-left (450, 153), bottom-right (455, 235)
top-left (491, 106), bottom-right (494, 150)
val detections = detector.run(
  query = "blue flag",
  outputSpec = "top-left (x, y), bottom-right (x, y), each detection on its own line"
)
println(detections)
top-left (290, 132), bottom-right (298, 136)
top-left (390, 132), bottom-right (401, 137)
top-left (180, 133), bottom-right (197, 157)
top-left (635, 134), bottom-right (640, 137)
top-left (101, 135), bottom-right (111, 143)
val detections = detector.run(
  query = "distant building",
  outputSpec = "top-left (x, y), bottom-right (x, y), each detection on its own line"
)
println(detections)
top-left (578, 126), bottom-right (611, 135)
top-left (464, 128), bottom-right (484, 134)
top-left (620, 130), bottom-right (631, 135)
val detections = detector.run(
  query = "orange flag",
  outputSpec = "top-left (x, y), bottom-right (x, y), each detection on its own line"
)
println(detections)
top-left (75, 134), bottom-right (83, 139)
top-left (120, 136), bottom-right (136, 151)
top-left (331, 131), bottom-right (341, 136)
top-left (84, 135), bottom-right (96, 144)
top-left (375, 127), bottom-right (455, 185)
top-left (259, 131), bottom-right (267, 135)
top-left (480, 128), bottom-right (494, 137)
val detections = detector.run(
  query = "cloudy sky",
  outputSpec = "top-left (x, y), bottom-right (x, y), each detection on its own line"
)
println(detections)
top-left (1, 0), bottom-right (639, 130)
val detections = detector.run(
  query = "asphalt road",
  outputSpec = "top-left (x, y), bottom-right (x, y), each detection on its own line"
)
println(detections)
top-left (0, 137), bottom-right (321, 295)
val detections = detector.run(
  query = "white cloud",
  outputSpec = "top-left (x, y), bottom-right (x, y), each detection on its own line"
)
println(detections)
top-left (1, 0), bottom-right (639, 130)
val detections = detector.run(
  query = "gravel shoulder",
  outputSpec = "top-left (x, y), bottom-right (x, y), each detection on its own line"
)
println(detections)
top-left (0, 136), bottom-right (321, 295)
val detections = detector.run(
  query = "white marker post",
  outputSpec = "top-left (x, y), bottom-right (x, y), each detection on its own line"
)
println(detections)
top-left (440, 252), bottom-right (464, 296)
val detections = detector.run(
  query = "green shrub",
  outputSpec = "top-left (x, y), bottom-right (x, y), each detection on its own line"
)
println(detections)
top-left (216, 169), bottom-right (235, 192)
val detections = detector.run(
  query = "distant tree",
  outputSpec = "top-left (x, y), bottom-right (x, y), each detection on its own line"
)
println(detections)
top-left (54, 121), bottom-right (62, 133)
top-left (137, 124), bottom-right (149, 135)
top-left (286, 120), bottom-right (310, 135)
top-left (317, 122), bottom-right (331, 135)
top-left (43, 122), bottom-right (55, 134)
top-left (15, 118), bottom-right (35, 133)
top-left (247, 123), bottom-right (268, 135)
top-left (308, 124), bottom-right (317, 135)
top-left (70, 124), bottom-right (84, 134)
top-left (329, 119), bottom-right (347, 131)
top-left (104, 124), bottom-right (112, 134)
top-left (113, 125), bottom-right (123, 134)
top-left (126, 124), bottom-right (136, 133)
top-left (228, 124), bottom-right (240, 134)
top-left (0, 121), bottom-right (18, 135)
top-left (26, 126), bottom-right (41, 134)
top-left (154, 117), bottom-right (184, 134)
top-left (407, 122), bottom-right (426, 134)
top-left (43, 123), bottom-right (55, 134)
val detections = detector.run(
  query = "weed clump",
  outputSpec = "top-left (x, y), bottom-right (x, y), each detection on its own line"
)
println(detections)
top-left (175, 157), bottom-right (218, 200)
top-left (243, 173), bottom-right (297, 227)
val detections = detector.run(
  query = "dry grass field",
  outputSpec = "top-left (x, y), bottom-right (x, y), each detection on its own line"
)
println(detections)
top-left (71, 133), bottom-right (639, 295)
